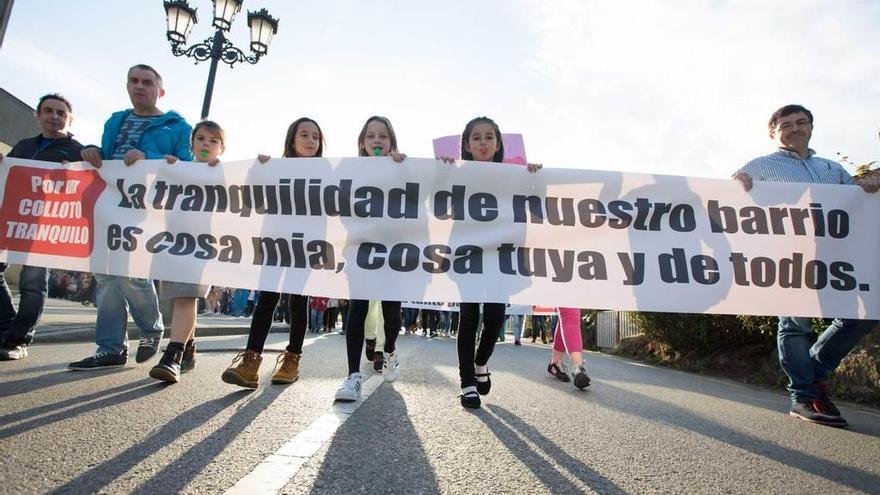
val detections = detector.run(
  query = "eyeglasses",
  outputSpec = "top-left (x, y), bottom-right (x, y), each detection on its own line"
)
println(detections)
top-left (777, 119), bottom-right (812, 131)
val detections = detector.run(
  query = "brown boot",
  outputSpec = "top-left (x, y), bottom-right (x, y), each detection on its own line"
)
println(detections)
top-left (271, 351), bottom-right (301, 384)
top-left (221, 350), bottom-right (262, 388)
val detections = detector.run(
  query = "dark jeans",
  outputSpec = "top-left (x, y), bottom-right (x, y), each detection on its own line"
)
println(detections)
top-left (346, 300), bottom-right (401, 374)
top-left (0, 264), bottom-right (49, 346)
top-left (777, 316), bottom-right (877, 401)
top-left (531, 315), bottom-right (548, 342)
top-left (457, 302), bottom-right (505, 387)
top-left (403, 307), bottom-right (419, 329)
top-left (423, 309), bottom-right (439, 335)
top-left (325, 307), bottom-right (340, 331)
top-left (246, 292), bottom-right (308, 354)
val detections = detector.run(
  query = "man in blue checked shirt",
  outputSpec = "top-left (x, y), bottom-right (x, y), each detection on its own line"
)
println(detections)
top-left (734, 104), bottom-right (878, 428)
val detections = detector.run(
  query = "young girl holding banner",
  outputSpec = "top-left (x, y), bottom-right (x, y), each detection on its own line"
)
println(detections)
top-left (150, 120), bottom-right (225, 383)
top-left (220, 117), bottom-right (325, 388)
top-left (547, 308), bottom-right (591, 389)
top-left (334, 116), bottom-right (408, 402)
top-left (440, 117), bottom-right (542, 408)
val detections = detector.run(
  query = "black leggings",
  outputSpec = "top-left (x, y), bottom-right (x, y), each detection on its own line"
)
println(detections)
top-left (246, 292), bottom-right (308, 354)
top-left (457, 302), bottom-right (505, 386)
top-left (346, 299), bottom-right (401, 374)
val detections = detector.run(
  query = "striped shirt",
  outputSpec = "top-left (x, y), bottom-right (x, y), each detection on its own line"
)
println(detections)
top-left (112, 114), bottom-right (159, 160)
top-left (734, 148), bottom-right (854, 185)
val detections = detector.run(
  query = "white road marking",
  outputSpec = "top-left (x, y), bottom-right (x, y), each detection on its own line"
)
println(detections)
top-left (223, 374), bottom-right (385, 495)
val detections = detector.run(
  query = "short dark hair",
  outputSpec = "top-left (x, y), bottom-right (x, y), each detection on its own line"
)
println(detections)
top-left (461, 116), bottom-right (504, 163)
top-left (283, 117), bottom-right (325, 157)
top-left (36, 93), bottom-right (73, 114)
top-left (128, 64), bottom-right (163, 85)
top-left (357, 116), bottom-right (398, 156)
top-left (191, 120), bottom-right (225, 146)
top-left (769, 104), bottom-right (813, 133)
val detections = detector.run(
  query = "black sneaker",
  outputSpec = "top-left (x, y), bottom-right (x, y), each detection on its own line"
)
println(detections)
top-left (373, 351), bottom-right (384, 373)
top-left (135, 336), bottom-right (161, 363)
top-left (547, 362), bottom-right (571, 382)
top-left (0, 344), bottom-right (28, 361)
top-left (181, 341), bottom-right (197, 373)
top-left (69, 351), bottom-right (127, 371)
top-left (572, 366), bottom-right (591, 389)
top-left (460, 385), bottom-right (481, 409)
top-left (365, 338), bottom-right (377, 362)
top-left (789, 401), bottom-right (848, 428)
top-left (149, 347), bottom-right (183, 383)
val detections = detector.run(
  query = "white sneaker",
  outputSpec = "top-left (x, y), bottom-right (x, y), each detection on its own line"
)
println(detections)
top-left (383, 351), bottom-right (400, 382)
top-left (334, 372), bottom-right (364, 402)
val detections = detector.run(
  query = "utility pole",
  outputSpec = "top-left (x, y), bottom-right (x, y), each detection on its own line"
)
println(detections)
top-left (0, 0), bottom-right (14, 49)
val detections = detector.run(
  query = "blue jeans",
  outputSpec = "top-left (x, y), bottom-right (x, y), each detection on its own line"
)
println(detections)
top-left (0, 264), bottom-right (49, 346)
top-left (310, 309), bottom-right (324, 331)
top-left (777, 316), bottom-right (877, 401)
top-left (94, 274), bottom-right (164, 355)
top-left (508, 314), bottom-right (524, 342)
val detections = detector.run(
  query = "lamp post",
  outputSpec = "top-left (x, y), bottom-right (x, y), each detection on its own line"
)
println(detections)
top-left (163, 0), bottom-right (278, 119)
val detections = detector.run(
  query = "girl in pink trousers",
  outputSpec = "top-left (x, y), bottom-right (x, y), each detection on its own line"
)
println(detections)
top-left (547, 307), bottom-right (591, 389)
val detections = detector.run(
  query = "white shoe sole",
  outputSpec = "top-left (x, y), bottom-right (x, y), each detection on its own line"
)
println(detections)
top-left (334, 390), bottom-right (360, 402)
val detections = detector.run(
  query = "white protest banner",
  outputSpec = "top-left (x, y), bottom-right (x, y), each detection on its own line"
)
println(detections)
top-left (1, 156), bottom-right (877, 319)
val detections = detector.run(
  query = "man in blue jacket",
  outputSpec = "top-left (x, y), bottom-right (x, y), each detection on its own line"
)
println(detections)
top-left (0, 94), bottom-right (84, 360)
top-left (70, 64), bottom-right (192, 370)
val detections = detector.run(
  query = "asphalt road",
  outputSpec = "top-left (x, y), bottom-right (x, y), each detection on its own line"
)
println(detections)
top-left (1, 332), bottom-right (879, 494)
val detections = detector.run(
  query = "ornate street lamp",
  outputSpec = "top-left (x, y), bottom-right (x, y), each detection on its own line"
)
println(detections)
top-left (163, 0), bottom-right (278, 119)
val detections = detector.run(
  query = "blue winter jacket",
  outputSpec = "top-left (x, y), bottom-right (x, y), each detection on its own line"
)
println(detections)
top-left (99, 109), bottom-right (193, 161)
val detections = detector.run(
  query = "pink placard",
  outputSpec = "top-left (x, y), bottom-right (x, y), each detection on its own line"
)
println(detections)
top-left (432, 134), bottom-right (527, 165)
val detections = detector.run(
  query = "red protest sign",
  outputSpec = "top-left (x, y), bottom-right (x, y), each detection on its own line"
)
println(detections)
top-left (0, 166), bottom-right (106, 257)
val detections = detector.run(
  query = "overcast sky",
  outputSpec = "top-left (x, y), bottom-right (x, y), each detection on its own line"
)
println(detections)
top-left (1, 0), bottom-right (877, 178)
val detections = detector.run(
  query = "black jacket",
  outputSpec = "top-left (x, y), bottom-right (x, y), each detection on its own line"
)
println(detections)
top-left (8, 133), bottom-right (84, 163)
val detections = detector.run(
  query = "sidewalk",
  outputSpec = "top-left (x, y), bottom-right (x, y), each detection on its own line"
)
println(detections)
top-left (31, 296), bottom-right (286, 344)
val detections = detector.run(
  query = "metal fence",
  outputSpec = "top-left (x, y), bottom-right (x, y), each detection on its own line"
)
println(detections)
top-left (596, 311), bottom-right (642, 348)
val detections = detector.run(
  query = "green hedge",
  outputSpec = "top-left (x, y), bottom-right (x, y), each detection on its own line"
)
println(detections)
top-left (628, 312), bottom-right (777, 353)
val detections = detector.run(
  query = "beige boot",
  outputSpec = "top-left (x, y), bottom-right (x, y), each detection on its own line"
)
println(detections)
top-left (221, 350), bottom-right (262, 388)
top-left (271, 351), bottom-right (301, 384)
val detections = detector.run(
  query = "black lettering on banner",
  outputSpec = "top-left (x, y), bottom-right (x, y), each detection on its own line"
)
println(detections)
top-left (358, 242), bottom-right (483, 273)
top-left (250, 233), bottom-right (334, 268)
top-left (707, 200), bottom-right (849, 238)
top-left (727, 252), bottom-right (864, 291)
top-left (658, 248), bottom-right (719, 284)
top-left (107, 224), bottom-right (141, 251)
top-left (617, 252), bottom-right (644, 285)
top-left (117, 179), bottom-right (146, 209)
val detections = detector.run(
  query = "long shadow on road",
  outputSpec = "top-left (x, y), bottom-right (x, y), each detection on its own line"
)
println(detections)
top-left (0, 366), bottom-right (129, 398)
top-left (0, 378), bottom-right (159, 439)
top-left (476, 404), bottom-right (628, 495)
top-left (305, 386), bottom-right (440, 495)
top-left (596, 381), bottom-right (880, 493)
top-left (129, 385), bottom-right (286, 494)
top-left (46, 390), bottom-right (253, 495)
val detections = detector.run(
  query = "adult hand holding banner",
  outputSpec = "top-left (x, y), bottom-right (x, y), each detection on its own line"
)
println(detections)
top-left (0, 156), bottom-right (877, 319)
